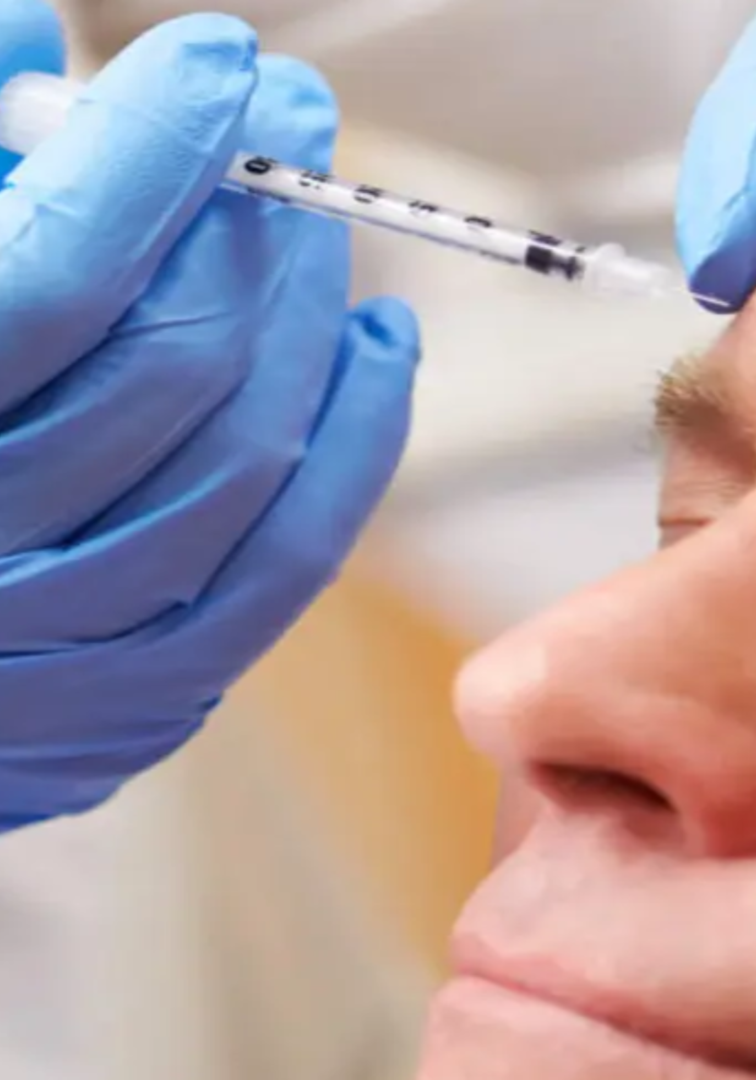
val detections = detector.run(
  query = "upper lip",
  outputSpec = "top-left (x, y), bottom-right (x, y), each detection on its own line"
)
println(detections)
top-left (451, 933), bottom-right (756, 1075)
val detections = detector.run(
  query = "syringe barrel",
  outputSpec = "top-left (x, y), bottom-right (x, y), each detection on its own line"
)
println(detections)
top-left (580, 243), bottom-right (676, 299)
top-left (0, 72), bottom-right (79, 157)
top-left (0, 71), bottom-right (687, 307)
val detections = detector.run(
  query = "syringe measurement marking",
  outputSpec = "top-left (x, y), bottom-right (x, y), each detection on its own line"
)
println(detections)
top-left (235, 154), bottom-right (584, 280)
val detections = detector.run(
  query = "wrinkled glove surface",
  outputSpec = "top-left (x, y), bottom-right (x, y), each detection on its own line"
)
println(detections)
top-left (0, 0), bottom-right (420, 828)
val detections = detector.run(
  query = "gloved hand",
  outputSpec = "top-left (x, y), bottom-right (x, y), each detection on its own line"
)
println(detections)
top-left (0, 0), bottom-right (420, 829)
top-left (677, 15), bottom-right (756, 312)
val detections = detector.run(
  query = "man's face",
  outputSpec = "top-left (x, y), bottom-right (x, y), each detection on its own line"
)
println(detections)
top-left (418, 297), bottom-right (756, 1078)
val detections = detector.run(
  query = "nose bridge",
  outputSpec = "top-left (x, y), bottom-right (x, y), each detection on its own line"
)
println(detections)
top-left (457, 514), bottom-right (756, 858)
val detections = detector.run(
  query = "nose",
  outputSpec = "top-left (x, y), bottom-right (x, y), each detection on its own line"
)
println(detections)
top-left (456, 506), bottom-right (756, 859)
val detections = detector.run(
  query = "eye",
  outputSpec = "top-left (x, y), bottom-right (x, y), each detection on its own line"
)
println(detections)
top-left (658, 520), bottom-right (711, 548)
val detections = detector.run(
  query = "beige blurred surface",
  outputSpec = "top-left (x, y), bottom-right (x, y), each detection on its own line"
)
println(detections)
top-left (248, 556), bottom-right (498, 973)
top-left (82, 555), bottom-right (496, 1080)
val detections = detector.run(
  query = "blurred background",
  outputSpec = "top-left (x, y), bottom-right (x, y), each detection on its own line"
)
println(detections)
top-left (0, 2), bottom-right (750, 1078)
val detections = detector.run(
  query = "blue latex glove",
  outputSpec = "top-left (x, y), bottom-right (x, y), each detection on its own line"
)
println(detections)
top-left (0, 0), bottom-right (420, 829)
top-left (678, 15), bottom-right (756, 312)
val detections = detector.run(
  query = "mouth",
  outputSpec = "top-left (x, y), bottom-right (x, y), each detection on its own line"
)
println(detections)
top-left (451, 944), bottom-right (756, 1076)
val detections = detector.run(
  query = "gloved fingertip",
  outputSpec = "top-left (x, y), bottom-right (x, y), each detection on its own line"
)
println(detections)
top-left (4, 10), bottom-right (261, 277)
top-left (244, 54), bottom-right (339, 171)
top-left (260, 55), bottom-right (338, 117)
top-left (690, 253), bottom-right (752, 315)
top-left (145, 11), bottom-right (259, 83)
top-left (677, 167), bottom-right (756, 314)
top-left (87, 12), bottom-right (259, 152)
top-left (0, 11), bottom-right (263, 365)
top-left (352, 297), bottom-right (422, 366)
top-left (676, 18), bottom-right (756, 315)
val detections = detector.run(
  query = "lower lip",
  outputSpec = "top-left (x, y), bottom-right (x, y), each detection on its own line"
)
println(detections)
top-left (416, 977), bottom-right (753, 1080)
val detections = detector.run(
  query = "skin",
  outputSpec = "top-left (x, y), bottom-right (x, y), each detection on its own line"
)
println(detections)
top-left (417, 294), bottom-right (756, 1078)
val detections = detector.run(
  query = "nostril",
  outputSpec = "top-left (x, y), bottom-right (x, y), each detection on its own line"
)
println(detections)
top-left (531, 763), bottom-right (673, 815)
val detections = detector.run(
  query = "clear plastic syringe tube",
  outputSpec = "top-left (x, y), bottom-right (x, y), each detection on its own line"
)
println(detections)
top-left (0, 72), bottom-right (732, 310)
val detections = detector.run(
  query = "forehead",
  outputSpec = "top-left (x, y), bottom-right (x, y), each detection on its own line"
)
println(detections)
top-left (708, 296), bottom-right (756, 398)
top-left (656, 301), bottom-right (756, 449)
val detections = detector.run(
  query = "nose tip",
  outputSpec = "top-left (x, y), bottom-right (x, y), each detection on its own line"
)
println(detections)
top-left (455, 571), bottom-right (756, 860)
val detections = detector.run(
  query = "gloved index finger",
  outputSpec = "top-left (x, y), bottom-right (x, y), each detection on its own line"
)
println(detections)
top-left (0, 13), bottom-right (258, 411)
top-left (677, 14), bottom-right (756, 313)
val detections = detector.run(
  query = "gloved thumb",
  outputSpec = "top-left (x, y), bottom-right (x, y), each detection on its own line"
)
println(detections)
top-left (0, 13), bottom-right (258, 411)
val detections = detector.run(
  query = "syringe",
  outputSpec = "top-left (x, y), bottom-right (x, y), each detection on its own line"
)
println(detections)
top-left (0, 72), bottom-right (731, 312)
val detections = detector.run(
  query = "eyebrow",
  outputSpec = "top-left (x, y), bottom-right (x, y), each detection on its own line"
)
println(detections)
top-left (654, 353), bottom-right (741, 438)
